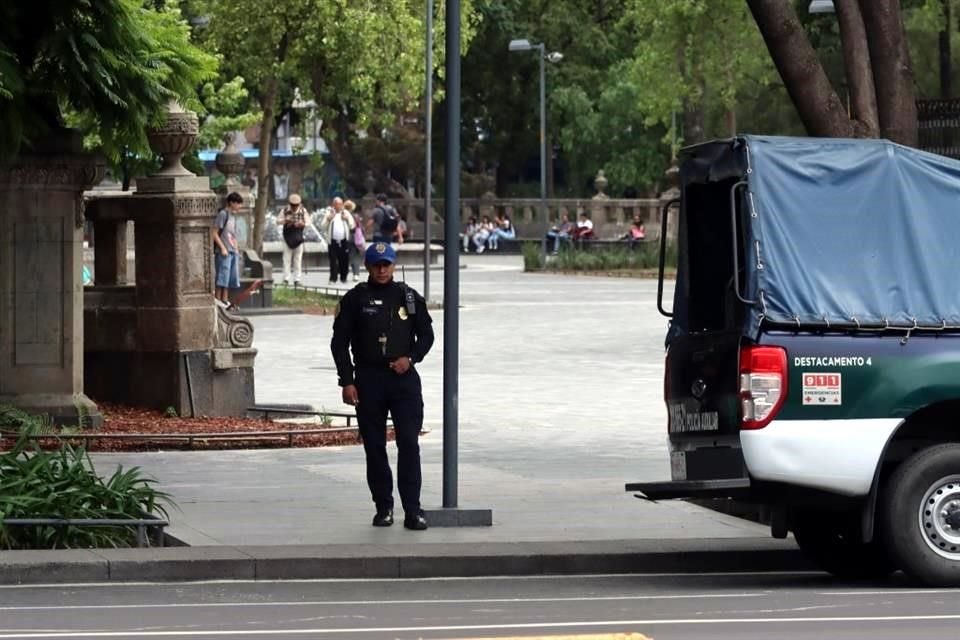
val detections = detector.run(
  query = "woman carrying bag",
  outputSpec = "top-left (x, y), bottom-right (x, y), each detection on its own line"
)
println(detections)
top-left (346, 200), bottom-right (365, 282)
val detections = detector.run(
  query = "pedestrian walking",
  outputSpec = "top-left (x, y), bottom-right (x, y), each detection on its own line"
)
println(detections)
top-left (320, 197), bottom-right (355, 283)
top-left (366, 193), bottom-right (400, 243)
top-left (277, 193), bottom-right (310, 285)
top-left (330, 242), bottom-right (434, 530)
top-left (346, 200), bottom-right (364, 282)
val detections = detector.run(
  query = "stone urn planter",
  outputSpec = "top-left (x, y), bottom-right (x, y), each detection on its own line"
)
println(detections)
top-left (146, 100), bottom-right (199, 176)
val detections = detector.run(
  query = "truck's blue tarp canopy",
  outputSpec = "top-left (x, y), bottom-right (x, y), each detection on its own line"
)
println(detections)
top-left (737, 135), bottom-right (960, 335)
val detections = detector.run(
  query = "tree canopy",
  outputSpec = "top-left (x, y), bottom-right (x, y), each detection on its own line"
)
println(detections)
top-left (0, 0), bottom-right (216, 161)
top-left (192, 0), bottom-right (478, 250)
top-left (4, 0), bottom-right (958, 208)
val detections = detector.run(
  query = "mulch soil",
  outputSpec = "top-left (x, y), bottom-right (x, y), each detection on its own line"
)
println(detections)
top-left (0, 402), bottom-right (395, 453)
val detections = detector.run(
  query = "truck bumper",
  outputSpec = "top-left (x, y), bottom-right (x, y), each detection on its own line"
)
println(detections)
top-left (625, 478), bottom-right (752, 500)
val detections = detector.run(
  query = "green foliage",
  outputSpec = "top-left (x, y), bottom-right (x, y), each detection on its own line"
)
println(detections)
top-left (624, 0), bottom-right (782, 148)
top-left (459, 0), bottom-right (781, 196)
top-left (521, 241), bottom-right (545, 271)
top-left (527, 242), bottom-right (677, 274)
top-left (318, 409), bottom-right (333, 428)
top-left (552, 66), bottom-right (670, 195)
top-left (0, 406), bottom-right (55, 434)
top-left (164, 406), bottom-right (179, 418)
top-left (906, 0), bottom-right (960, 99)
top-left (0, 414), bottom-right (173, 550)
top-left (196, 76), bottom-right (262, 150)
top-left (0, 0), bottom-right (218, 161)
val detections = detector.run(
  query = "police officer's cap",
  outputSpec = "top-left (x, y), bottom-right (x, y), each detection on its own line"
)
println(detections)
top-left (365, 242), bottom-right (397, 265)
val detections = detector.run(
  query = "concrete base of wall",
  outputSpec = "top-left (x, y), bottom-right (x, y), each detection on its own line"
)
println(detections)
top-left (0, 392), bottom-right (104, 428)
top-left (84, 349), bottom-right (255, 418)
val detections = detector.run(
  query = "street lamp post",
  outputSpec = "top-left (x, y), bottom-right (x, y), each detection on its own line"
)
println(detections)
top-left (424, 0), bottom-right (433, 302)
top-left (509, 39), bottom-right (562, 261)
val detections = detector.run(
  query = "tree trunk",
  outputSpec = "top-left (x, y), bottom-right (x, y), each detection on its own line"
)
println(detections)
top-left (251, 76), bottom-right (279, 255)
top-left (682, 63), bottom-right (706, 144)
top-left (321, 111), bottom-right (356, 192)
top-left (747, 0), bottom-right (854, 137)
top-left (939, 0), bottom-right (951, 98)
top-left (683, 103), bottom-right (705, 145)
top-left (858, 0), bottom-right (917, 146)
top-left (835, 0), bottom-right (879, 136)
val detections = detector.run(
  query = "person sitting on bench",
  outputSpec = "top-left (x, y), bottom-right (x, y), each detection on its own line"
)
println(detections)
top-left (571, 213), bottom-right (594, 241)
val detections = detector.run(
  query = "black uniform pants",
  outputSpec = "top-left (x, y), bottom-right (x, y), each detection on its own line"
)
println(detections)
top-left (354, 365), bottom-right (424, 513)
top-left (328, 239), bottom-right (350, 282)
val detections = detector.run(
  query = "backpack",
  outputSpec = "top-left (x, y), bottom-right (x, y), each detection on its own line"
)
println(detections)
top-left (378, 204), bottom-right (400, 235)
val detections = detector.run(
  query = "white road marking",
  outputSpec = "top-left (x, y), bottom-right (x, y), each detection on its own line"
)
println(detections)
top-left (2, 614), bottom-right (960, 638)
top-left (823, 589), bottom-right (960, 596)
top-left (0, 570), bottom-right (822, 589)
top-left (0, 592), bottom-right (770, 611)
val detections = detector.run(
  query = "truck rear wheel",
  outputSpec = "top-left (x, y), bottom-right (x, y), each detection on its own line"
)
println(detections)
top-left (881, 443), bottom-right (960, 586)
top-left (792, 510), bottom-right (893, 580)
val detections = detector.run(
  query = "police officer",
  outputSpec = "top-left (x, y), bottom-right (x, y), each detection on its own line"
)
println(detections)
top-left (330, 242), bottom-right (434, 530)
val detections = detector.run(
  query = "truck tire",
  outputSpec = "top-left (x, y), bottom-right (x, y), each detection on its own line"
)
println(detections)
top-left (881, 443), bottom-right (960, 586)
top-left (792, 510), bottom-right (894, 580)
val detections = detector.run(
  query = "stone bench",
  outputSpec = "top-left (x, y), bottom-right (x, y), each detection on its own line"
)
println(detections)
top-left (455, 236), bottom-right (653, 254)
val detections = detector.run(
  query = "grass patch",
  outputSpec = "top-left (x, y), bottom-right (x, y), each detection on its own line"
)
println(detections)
top-left (0, 406), bottom-right (174, 549)
top-left (272, 286), bottom-right (341, 313)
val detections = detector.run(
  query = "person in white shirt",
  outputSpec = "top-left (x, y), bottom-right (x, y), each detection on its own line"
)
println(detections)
top-left (321, 197), bottom-right (357, 283)
top-left (574, 212), bottom-right (595, 241)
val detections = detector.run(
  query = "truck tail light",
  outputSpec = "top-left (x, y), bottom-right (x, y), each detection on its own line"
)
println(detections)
top-left (739, 345), bottom-right (787, 430)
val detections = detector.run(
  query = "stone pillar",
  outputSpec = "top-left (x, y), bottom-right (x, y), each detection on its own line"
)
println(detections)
top-left (0, 132), bottom-right (105, 426)
top-left (590, 170), bottom-right (611, 230)
top-left (92, 219), bottom-right (128, 285)
top-left (130, 103), bottom-right (218, 415)
top-left (94, 101), bottom-right (257, 417)
top-left (658, 164), bottom-right (681, 240)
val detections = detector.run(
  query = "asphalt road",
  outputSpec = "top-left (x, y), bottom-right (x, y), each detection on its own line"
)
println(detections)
top-left (1, 572), bottom-right (958, 639)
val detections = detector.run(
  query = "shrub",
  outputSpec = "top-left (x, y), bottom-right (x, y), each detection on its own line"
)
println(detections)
top-left (521, 241), bottom-right (544, 271)
top-left (0, 410), bottom-right (173, 549)
top-left (538, 241), bottom-right (677, 273)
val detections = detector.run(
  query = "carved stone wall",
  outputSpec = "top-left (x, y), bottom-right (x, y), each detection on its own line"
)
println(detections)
top-left (0, 140), bottom-right (105, 425)
top-left (84, 117), bottom-right (257, 417)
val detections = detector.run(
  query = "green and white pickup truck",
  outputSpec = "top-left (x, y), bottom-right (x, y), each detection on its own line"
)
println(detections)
top-left (630, 135), bottom-right (960, 586)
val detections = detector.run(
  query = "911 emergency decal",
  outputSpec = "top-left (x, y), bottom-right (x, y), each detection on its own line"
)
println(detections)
top-left (802, 372), bottom-right (842, 405)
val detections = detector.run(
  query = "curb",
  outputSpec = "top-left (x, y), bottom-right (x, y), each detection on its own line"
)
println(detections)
top-left (0, 538), bottom-right (811, 584)
top-left (239, 307), bottom-right (304, 316)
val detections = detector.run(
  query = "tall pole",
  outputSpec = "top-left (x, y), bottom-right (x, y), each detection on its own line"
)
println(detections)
top-left (423, 0), bottom-right (433, 301)
top-left (442, 0), bottom-right (461, 509)
top-left (539, 45), bottom-right (548, 260)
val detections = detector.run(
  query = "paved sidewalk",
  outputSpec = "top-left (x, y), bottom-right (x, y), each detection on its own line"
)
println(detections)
top-left (2, 256), bottom-right (805, 583)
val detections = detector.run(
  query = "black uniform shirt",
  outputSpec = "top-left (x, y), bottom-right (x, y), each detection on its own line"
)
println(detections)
top-left (330, 279), bottom-right (434, 386)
